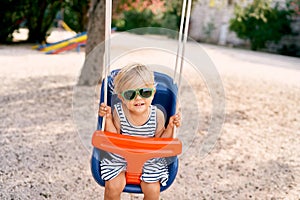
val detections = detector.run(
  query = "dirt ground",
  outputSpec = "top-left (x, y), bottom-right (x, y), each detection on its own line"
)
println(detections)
top-left (1, 31), bottom-right (300, 200)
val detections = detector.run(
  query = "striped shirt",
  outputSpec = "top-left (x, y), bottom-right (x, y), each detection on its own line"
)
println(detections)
top-left (100, 103), bottom-right (169, 186)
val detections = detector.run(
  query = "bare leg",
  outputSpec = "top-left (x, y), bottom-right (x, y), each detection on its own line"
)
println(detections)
top-left (141, 181), bottom-right (160, 200)
top-left (104, 171), bottom-right (126, 200)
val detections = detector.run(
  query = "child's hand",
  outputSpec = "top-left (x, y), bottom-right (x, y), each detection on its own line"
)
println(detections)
top-left (98, 103), bottom-right (112, 119)
top-left (168, 112), bottom-right (181, 128)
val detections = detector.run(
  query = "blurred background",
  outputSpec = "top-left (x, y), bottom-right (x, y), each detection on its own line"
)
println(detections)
top-left (1, 0), bottom-right (299, 57)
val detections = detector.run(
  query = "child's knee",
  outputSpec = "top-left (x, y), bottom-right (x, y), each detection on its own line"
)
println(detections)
top-left (141, 181), bottom-right (160, 199)
top-left (105, 172), bottom-right (126, 197)
top-left (105, 182), bottom-right (123, 194)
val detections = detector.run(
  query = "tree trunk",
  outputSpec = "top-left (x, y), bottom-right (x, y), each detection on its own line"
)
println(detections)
top-left (27, 0), bottom-right (47, 43)
top-left (77, 0), bottom-right (105, 86)
top-left (27, 1), bottom-right (62, 43)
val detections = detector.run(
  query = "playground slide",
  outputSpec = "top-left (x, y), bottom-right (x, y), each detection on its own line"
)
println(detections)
top-left (60, 21), bottom-right (74, 32)
top-left (32, 32), bottom-right (86, 50)
top-left (39, 32), bottom-right (87, 53)
top-left (46, 41), bottom-right (86, 54)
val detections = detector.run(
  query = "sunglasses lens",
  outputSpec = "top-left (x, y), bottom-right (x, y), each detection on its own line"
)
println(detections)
top-left (139, 88), bottom-right (153, 98)
top-left (123, 90), bottom-right (136, 100)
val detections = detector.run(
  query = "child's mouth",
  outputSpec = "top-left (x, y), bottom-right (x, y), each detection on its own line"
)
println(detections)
top-left (134, 102), bottom-right (145, 106)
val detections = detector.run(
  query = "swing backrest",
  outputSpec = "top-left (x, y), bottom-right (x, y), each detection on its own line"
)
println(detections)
top-left (91, 69), bottom-right (179, 193)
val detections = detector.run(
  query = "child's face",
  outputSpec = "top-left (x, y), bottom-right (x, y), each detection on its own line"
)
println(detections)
top-left (119, 84), bottom-right (155, 114)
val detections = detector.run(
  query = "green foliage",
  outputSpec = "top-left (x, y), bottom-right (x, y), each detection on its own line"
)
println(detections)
top-left (229, 0), bottom-right (294, 50)
top-left (161, 1), bottom-right (182, 31)
top-left (0, 0), bottom-right (26, 43)
top-left (26, 0), bottom-right (63, 43)
top-left (113, 0), bottom-right (184, 34)
top-left (114, 9), bottom-right (158, 31)
top-left (63, 0), bottom-right (89, 32)
top-left (0, 0), bottom-right (88, 44)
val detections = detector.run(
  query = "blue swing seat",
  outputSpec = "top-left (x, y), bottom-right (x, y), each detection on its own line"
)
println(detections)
top-left (91, 70), bottom-right (181, 193)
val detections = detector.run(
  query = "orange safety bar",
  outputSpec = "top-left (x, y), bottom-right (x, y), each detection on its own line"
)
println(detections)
top-left (92, 130), bottom-right (182, 185)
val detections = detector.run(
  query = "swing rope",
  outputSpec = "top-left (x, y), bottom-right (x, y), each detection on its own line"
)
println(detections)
top-left (174, 0), bottom-right (192, 94)
top-left (101, 0), bottom-right (192, 132)
top-left (174, 0), bottom-right (187, 83)
top-left (102, 0), bottom-right (112, 131)
top-left (173, 0), bottom-right (192, 136)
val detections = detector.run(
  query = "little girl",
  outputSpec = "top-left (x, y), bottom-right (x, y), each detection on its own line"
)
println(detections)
top-left (98, 63), bottom-right (181, 200)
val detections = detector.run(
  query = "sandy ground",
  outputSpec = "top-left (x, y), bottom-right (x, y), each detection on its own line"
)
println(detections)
top-left (1, 30), bottom-right (300, 200)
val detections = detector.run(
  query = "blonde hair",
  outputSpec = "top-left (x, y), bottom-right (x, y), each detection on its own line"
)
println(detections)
top-left (114, 63), bottom-right (155, 94)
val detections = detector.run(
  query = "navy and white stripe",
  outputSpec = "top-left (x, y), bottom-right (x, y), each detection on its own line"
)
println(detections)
top-left (114, 103), bottom-right (157, 137)
top-left (100, 103), bottom-right (169, 186)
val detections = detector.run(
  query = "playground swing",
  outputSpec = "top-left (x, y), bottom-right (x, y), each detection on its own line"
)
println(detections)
top-left (91, 0), bottom-right (192, 194)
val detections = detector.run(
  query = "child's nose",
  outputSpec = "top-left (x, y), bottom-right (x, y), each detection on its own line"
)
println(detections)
top-left (135, 94), bottom-right (142, 99)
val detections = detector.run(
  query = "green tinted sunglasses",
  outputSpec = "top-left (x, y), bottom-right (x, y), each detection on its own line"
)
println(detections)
top-left (121, 88), bottom-right (155, 101)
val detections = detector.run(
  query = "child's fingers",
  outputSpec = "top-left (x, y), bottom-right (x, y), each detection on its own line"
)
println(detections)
top-left (174, 120), bottom-right (181, 127)
top-left (98, 109), bottom-right (105, 117)
top-left (169, 116), bottom-right (177, 127)
top-left (100, 103), bottom-right (107, 109)
top-left (98, 104), bottom-right (112, 118)
top-left (168, 112), bottom-right (182, 128)
top-left (100, 103), bottom-right (109, 111)
top-left (173, 113), bottom-right (180, 121)
top-left (99, 103), bottom-right (107, 115)
top-left (173, 113), bottom-right (181, 127)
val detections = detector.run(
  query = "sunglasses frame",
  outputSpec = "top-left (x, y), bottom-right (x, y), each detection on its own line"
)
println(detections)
top-left (121, 88), bottom-right (155, 101)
